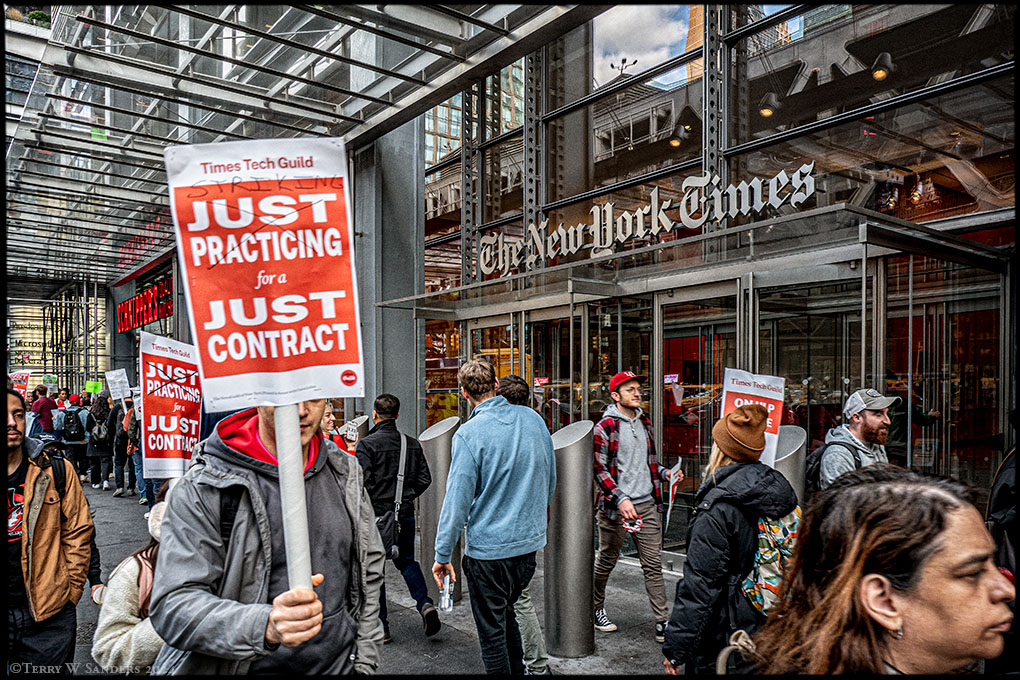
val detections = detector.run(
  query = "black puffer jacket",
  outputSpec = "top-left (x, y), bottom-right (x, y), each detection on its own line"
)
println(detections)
top-left (662, 462), bottom-right (797, 674)
top-left (354, 419), bottom-right (432, 520)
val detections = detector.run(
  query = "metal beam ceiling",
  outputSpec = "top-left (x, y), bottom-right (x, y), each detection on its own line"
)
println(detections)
top-left (6, 4), bottom-right (595, 300)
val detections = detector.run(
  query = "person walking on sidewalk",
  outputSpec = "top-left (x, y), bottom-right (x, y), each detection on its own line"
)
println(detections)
top-left (355, 393), bottom-right (440, 643)
top-left (7, 388), bottom-right (95, 669)
top-left (433, 360), bottom-right (556, 675)
top-left (592, 371), bottom-right (681, 643)
top-left (87, 392), bottom-right (114, 490)
top-left (54, 394), bottom-right (93, 479)
top-left (148, 399), bottom-right (385, 674)
top-left (661, 404), bottom-right (798, 674)
top-left (496, 374), bottom-right (552, 675)
top-left (818, 388), bottom-right (901, 490)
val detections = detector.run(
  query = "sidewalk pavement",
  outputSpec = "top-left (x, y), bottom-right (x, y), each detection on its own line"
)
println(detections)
top-left (74, 481), bottom-right (682, 675)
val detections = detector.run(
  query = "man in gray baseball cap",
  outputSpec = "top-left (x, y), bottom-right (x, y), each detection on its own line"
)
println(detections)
top-left (819, 388), bottom-right (902, 489)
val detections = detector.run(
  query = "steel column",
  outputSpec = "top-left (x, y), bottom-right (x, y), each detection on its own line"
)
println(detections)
top-left (417, 416), bottom-right (464, 604)
top-left (544, 420), bottom-right (595, 657)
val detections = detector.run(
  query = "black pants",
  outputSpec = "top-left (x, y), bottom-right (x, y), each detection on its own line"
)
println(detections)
top-left (462, 551), bottom-right (536, 675)
top-left (65, 444), bottom-right (87, 475)
top-left (380, 516), bottom-right (433, 627)
top-left (7, 602), bottom-right (76, 674)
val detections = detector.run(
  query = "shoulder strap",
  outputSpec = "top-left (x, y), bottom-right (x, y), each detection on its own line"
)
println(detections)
top-left (219, 486), bottom-right (243, 549)
top-left (393, 433), bottom-right (408, 514)
top-left (51, 455), bottom-right (67, 500)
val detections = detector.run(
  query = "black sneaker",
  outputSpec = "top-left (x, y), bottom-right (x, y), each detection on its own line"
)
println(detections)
top-left (594, 608), bottom-right (617, 632)
top-left (655, 621), bottom-right (667, 643)
top-left (421, 603), bottom-right (441, 637)
top-left (383, 626), bottom-right (393, 644)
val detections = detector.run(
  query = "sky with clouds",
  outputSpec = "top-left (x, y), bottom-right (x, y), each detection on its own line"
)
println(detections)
top-left (592, 5), bottom-right (691, 88)
top-left (591, 5), bottom-right (799, 88)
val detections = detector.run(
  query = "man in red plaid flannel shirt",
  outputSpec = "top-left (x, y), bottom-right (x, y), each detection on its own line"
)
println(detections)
top-left (592, 371), bottom-right (683, 644)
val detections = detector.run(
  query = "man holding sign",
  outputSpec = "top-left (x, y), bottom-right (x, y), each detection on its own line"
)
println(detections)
top-left (151, 137), bottom-right (381, 675)
top-left (149, 400), bottom-right (386, 674)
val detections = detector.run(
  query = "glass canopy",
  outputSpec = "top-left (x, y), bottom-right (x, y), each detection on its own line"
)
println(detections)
top-left (6, 4), bottom-right (600, 296)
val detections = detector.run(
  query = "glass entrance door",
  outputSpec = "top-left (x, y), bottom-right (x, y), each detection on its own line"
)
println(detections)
top-left (886, 254), bottom-right (1003, 507)
top-left (660, 295), bottom-right (738, 551)
top-left (524, 314), bottom-right (581, 434)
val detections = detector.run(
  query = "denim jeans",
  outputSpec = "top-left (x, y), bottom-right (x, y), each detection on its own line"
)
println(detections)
top-left (513, 584), bottom-right (549, 673)
top-left (132, 451), bottom-right (157, 507)
top-left (462, 551), bottom-right (536, 675)
top-left (379, 515), bottom-right (432, 626)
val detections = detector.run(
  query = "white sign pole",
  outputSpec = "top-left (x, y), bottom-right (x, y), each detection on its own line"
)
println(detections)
top-left (274, 404), bottom-right (312, 589)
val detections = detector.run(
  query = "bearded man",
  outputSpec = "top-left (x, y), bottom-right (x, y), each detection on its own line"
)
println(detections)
top-left (819, 388), bottom-right (902, 489)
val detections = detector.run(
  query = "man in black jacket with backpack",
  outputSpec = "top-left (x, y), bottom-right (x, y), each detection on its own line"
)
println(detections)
top-left (354, 393), bottom-right (440, 643)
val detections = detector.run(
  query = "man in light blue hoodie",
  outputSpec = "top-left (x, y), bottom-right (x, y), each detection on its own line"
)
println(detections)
top-left (432, 360), bottom-right (556, 675)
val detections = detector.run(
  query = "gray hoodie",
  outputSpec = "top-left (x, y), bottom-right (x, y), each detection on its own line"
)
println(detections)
top-left (149, 409), bottom-right (386, 675)
top-left (819, 425), bottom-right (888, 489)
top-left (603, 404), bottom-right (653, 505)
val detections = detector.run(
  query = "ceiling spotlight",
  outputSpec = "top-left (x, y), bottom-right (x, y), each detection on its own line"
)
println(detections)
top-left (669, 122), bottom-right (692, 147)
top-left (759, 92), bottom-right (781, 118)
top-left (871, 52), bottom-right (896, 81)
top-left (909, 176), bottom-right (923, 204)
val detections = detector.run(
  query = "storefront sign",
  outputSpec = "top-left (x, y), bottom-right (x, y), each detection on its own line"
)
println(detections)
top-left (117, 278), bottom-right (174, 333)
top-left (480, 162), bottom-right (816, 277)
top-left (139, 331), bottom-right (201, 478)
top-left (8, 371), bottom-right (30, 397)
top-left (720, 368), bottom-right (786, 467)
top-left (165, 137), bottom-right (365, 411)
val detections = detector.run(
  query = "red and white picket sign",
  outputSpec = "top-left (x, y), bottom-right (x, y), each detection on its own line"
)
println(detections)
top-left (138, 332), bottom-right (202, 479)
top-left (165, 138), bottom-right (365, 410)
top-left (720, 368), bottom-right (786, 467)
top-left (9, 371), bottom-right (30, 398)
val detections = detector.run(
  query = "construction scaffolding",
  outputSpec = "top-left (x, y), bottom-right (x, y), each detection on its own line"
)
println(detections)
top-left (6, 281), bottom-right (109, 393)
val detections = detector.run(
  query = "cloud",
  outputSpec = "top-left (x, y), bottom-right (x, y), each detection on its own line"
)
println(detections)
top-left (593, 6), bottom-right (690, 87)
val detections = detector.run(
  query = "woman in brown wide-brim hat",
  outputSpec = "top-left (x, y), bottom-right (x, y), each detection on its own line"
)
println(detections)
top-left (661, 405), bottom-right (799, 675)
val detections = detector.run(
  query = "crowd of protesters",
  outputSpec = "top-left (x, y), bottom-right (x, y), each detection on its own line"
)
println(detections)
top-left (7, 365), bottom-right (1015, 675)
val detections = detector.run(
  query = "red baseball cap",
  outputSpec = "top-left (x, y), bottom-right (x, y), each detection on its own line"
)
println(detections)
top-left (69, 394), bottom-right (81, 404)
top-left (609, 371), bottom-right (647, 393)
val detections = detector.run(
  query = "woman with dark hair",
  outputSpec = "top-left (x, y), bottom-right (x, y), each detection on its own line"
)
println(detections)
top-left (92, 481), bottom-right (171, 673)
top-left (753, 463), bottom-right (1014, 674)
top-left (87, 393), bottom-right (114, 489)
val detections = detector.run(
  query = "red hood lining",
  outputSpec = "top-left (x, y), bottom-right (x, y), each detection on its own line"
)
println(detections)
top-left (217, 408), bottom-right (320, 472)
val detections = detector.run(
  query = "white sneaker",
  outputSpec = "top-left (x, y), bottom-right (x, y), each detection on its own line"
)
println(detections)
top-left (144, 512), bottom-right (151, 520)
top-left (79, 474), bottom-right (88, 482)
top-left (112, 488), bottom-right (124, 497)
top-left (594, 608), bottom-right (617, 632)
top-left (91, 483), bottom-right (101, 489)
top-left (102, 481), bottom-right (110, 490)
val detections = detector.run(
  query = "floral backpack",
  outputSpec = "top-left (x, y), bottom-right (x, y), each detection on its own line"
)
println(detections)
top-left (740, 505), bottom-right (801, 616)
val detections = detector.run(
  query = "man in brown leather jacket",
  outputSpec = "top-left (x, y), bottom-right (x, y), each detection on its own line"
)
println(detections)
top-left (7, 388), bottom-right (95, 670)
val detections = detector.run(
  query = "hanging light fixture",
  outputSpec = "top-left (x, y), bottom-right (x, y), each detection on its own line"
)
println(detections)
top-left (909, 175), bottom-right (923, 204)
top-left (871, 52), bottom-right (896, 81)
top-left (759, 92), bottom-right (781, 118)
top-left (668, 121), bottom-right (692, 147)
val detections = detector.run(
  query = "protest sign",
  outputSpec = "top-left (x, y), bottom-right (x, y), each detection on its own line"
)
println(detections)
top-left (165, 137), bottom-right (364, 412)
top-left (663, 459), bottom-right (684, 533)
top-left (105, 369), bottom-right (132, 400)
top-left (84, 380), bottom-right (103, 394)
top-left (9, 372), bottom-right (30, 398)
top-left (41, 373), bottom-right (59, 394)
top-left (138, 332), bottom-right (202, 478)
top-left (720, 368), bottom-right (786, 467)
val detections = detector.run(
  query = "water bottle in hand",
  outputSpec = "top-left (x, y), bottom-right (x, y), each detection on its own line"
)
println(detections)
top-left (439, 573), bottom-right (453, 612)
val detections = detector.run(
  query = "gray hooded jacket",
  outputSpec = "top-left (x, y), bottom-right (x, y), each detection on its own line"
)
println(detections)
top-left (149, 413), bottom-right (386, 675)
top-left (819, 425), bottom-right (888, 489)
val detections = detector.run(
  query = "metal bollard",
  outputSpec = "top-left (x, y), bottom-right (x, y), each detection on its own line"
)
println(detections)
top-left (774, 425), bottom-right (807, 504)
top-left (418, 416), bottom-right (463, 603)
top-left (545, 420), bottom-right (595, 658)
